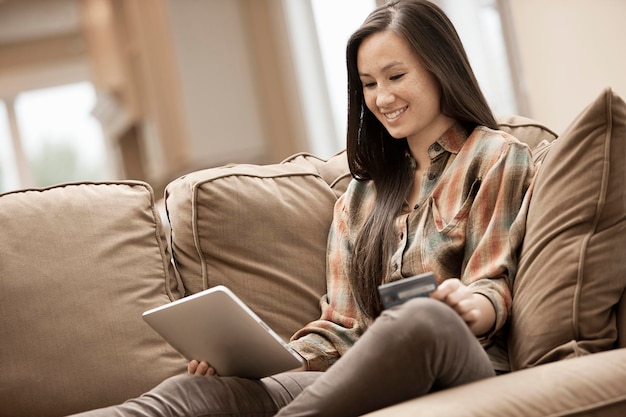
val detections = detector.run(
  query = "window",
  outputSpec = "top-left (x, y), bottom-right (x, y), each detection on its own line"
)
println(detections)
top-left (311, 0), bottom-right (376, 152)
top-left (282, 0), bottom-right (375, 158)
top-left (291, 0), bottom-right (520, 157)
top-left (438, 0), bottom-right (518, 115)
top-left (0, 81), bottom-right (110, 193)
top-left (0, 101), bottom-right (18, 192)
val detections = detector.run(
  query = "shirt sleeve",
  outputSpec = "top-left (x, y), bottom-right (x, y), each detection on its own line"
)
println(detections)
top-left (461, 134), bottom-right (535, 339)
top-left (288, 179), bottom-right (371, 371)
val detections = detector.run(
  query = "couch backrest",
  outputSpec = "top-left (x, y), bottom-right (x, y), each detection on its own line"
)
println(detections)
top-left (164, 117), bottom-right (558, 343)
top-left (495, 114), bottom-right (558, 149)
top-left (165, 152), bottom-right (351, 342)
top-left (166, 99), bottom-right (626, 370)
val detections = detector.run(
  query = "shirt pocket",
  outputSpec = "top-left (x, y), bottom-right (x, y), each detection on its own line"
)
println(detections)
top-left (430, 178), bottom-right (481, 234)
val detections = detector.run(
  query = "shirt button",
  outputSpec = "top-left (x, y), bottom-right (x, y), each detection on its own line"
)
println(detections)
top-left (428, 173), bottom-right (437, 180)
top-left (433, 143), bottom-right (442, 152)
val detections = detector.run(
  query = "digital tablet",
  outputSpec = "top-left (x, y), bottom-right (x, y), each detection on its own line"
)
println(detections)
top-left (142, 285), bottom-right (304, 379)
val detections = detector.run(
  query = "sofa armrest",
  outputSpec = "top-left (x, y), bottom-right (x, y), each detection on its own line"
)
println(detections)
top-left (363, 348), bottom-right (626, 417)
top-left (0, 181), bottom-right (187, 417)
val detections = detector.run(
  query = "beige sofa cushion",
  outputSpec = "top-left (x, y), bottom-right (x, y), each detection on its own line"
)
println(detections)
top-left (509, 88), bottom-right (626, 370)
top-left (0, 182), bottom-right (187, 417)
top-left (165, 151), bottom-right (350, 342)
top-left (496, 114), bottom-right (558, 149)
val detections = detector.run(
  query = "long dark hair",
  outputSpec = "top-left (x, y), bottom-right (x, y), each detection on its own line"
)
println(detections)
top-left (346, 0), bottom-right (498, 318)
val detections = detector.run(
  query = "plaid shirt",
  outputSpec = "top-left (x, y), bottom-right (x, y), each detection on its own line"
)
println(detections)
top-left (290, 123), bottom-right (535, 371)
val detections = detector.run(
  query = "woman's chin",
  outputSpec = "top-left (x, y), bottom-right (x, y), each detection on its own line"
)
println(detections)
top-left (387, 130), bottom-right (408, 140)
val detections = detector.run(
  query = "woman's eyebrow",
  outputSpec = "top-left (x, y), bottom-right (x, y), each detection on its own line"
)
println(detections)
top-left (359, 61), bottom-right (404, 77)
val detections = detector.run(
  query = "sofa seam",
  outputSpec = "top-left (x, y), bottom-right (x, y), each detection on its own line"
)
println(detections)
top-left (329, 172), bottom-right (352, 189)
top-left (190, 182), bottom-right (209, 291)
top-left (497, 121), bottom-right (559, 139)
top-left (189, 170), bottom-right (327, 185)
top-left (145, 183), bottom-right (177, 302)
top-left (0, 179), bottom-right (151, 197)
top-left (571, 91), bottom-right (613, 339)
top-left (547, 392), bottom-right (626, 417)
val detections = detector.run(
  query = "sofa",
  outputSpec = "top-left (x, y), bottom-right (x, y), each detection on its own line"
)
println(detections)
top-left (1, 87), bottom-right (625, 417)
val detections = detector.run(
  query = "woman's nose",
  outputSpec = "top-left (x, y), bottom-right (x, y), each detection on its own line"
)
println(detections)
top-left (376, 86), bottom-right (395, 108)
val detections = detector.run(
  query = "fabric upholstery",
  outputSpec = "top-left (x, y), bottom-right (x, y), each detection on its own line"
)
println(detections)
top-left (281, 151), bottom-right (352, 198)
top-left (362, 348), bottom-right (626, 417)
top-left (509, 88), bottom-right (626, 370)
top-left (0, 182), bottom-right (187, 417)
top-left (165, 151), bottom-right (351, 342)
top-left (496, 114), bottom-right (558, 149)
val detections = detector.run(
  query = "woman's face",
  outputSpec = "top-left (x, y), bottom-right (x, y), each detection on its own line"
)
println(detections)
top-left (357, 30), bottom-right (452, 146)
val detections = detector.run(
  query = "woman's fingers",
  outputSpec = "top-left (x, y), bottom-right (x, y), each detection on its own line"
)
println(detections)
top-left (187, 360), bottom-right (216, 376)
top-left (187, 359), bottom-right (199, 374)
top-left (432, 278), bottom-right (464, 306)
top-left (431, 278), bottom-right (497, 335)
top-left (432, 279), bottom-right (480, 324)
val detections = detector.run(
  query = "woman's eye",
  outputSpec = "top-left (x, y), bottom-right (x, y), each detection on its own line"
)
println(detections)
top-left (362, 81), bottom-right (376, 89)
top-left (390, 73), bottom-right (405, 81)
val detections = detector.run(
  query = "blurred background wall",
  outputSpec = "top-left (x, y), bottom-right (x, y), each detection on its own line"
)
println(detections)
top-left (507, 0), bottom-right (626, 133)
top-left (0, 0), bottom-right (624, 195)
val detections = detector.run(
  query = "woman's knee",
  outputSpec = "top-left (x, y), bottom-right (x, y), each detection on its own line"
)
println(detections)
top-left (151, 373), bottom-right (196, 393)
top-left (377, 297), bottom-right (467, 342)
top-left (144, 374), bottom-right (279, 416)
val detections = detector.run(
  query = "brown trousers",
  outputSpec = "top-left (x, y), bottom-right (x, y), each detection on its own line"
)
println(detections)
top-left (71, 298), bottom-right (495, 417)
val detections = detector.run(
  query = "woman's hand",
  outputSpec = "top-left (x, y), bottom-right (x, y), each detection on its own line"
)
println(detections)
top-left (430, 278), bottom-right (496, 336)
top-left (187, 360), bottom-right (217, 377)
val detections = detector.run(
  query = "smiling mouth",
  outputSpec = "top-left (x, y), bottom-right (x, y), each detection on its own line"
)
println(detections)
top-left (383, 106), bottom-right (408, 120)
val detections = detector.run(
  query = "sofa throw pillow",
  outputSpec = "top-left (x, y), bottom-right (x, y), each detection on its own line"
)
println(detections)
top-left (509, 87), bottom-right (626, 370)
top-left (165, 151), bottom-right (350, 342)
top-left (0, 182), bottom-right (188, 417)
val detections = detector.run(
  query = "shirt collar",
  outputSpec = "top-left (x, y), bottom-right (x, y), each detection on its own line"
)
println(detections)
top-left (427, 122), bottom-right (468, 161)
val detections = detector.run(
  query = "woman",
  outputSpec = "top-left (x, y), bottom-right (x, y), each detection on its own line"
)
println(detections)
top-left (73, 1), bottom-right (534, 416)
